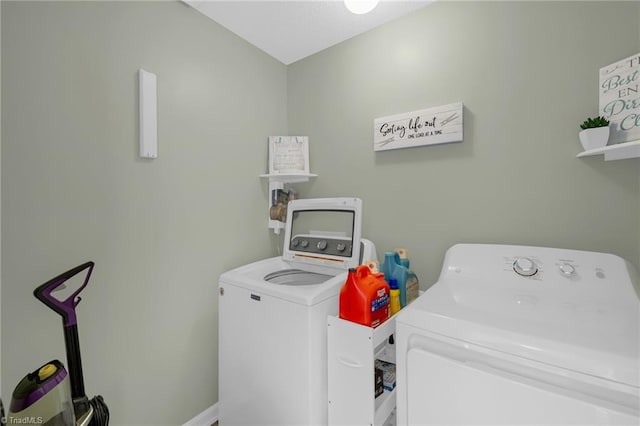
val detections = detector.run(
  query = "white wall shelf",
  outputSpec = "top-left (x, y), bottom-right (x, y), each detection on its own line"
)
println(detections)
top-left (260, 173), bottom-right (317, 233)
top-left (576, 139), bottom-right (640, 161)
top-left (327, 314), bottom-right (398, 426)
top-left (259, 173), bottom-right (318, 183)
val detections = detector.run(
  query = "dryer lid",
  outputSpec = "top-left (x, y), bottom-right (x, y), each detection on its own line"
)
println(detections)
top-left (398, 244), bottom-right (640, 389)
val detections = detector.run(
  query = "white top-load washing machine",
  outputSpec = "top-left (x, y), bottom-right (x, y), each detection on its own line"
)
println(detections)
top-left (396, 244), bottom-right (639, 425)
top-left (218, 198), bottom-right (377, 425)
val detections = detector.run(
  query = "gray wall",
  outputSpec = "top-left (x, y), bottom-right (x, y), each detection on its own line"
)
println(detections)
top-left (288, 1), bottom-right (640, 285)
top-left (2, 1), bottom-right (640, 425)
top-left (2, 1), bottom-right (286, 424)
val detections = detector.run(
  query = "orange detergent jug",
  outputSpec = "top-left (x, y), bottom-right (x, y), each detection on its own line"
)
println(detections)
top-left (339, 265), bottom-right (390, 328)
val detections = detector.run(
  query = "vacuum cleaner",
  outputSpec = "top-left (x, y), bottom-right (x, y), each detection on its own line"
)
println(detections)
top-left (7, 262), bottom-right (109, 426)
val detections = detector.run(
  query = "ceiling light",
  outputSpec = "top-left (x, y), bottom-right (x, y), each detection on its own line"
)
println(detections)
top-left (344, 0), bottom-right (379, 15)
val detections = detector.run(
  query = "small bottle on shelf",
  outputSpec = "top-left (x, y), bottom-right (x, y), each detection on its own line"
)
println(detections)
top-left (388, 278), bottom-right (401, 317)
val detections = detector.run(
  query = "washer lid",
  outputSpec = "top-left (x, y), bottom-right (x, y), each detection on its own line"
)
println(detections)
top-left (264, 269), bottom-right (333, 286)
top-left (219, 257), bottom-right (346, 306)
top-left (282, 198), bottom-right (363, 272)
top-left (398, 244), bottom-right (640, 389)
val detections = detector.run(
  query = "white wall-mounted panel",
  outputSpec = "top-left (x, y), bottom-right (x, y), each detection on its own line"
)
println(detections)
top-left (139, 69), bottom-right (158, 158)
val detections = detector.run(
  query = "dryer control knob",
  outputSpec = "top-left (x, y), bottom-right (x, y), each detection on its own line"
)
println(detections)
top-left (336, 243), bottom-right (346, 252)
top-left (300, 240), bottom-right (309, 248)
top-left (316, 240), bottom-right (328, 251)
top-left (513, 257), bottom-right (538, 277)
top-left (559, 263), bottom-right (576, 276)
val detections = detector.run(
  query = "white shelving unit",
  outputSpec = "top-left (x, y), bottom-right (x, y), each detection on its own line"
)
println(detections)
top-left (260, 173), bottom-right (317, 233)
top-left (327, 314), bottom-right (398, 426)
top-left (576, 139), bottom-right (640, 161)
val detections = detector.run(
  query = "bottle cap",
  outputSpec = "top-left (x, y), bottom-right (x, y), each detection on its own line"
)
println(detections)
top-left (38, 363), bottom-right (58, 381)
top-left (365, 260), bottom-right (379, 274)
top-left (396, 248), bottom-right (409, 259)
top-left (389, 278), bottom-right (399, 289)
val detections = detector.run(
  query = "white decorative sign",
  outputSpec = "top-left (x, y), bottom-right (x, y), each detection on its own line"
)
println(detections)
top-left (599, 53), bottom-right (640, 144)
top-left (268, 136), bottom-right (309, 174)
top-left (374, 102), bottom-right (463, 152)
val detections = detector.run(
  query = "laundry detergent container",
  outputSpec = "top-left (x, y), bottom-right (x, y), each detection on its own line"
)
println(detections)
top-left (339, 265), bottom-right (390, 328)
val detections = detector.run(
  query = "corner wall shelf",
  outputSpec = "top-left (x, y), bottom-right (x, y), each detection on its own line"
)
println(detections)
top-left (576, 139), bottom-right (640, 161)
top-left (260, 173), bottom-right (318, 233)
top-left (259, 173), bottom-right (318, 183)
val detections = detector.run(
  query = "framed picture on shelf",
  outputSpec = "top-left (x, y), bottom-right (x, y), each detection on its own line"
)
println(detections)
top-left (268, 136), bottom-right (309, 175)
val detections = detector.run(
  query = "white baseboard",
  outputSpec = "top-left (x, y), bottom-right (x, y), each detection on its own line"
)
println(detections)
top-left (183, 402), bottom-right (218, 426)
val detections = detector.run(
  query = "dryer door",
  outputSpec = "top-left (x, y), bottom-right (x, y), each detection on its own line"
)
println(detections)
top-left (399, 330), bottom-right (639, 425)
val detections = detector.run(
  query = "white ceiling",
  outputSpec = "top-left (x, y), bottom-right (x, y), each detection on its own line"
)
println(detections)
top-left (183, 0), bottom-right (434, 65)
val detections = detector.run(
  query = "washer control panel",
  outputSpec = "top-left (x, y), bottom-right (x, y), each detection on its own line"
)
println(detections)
top-left (290, 235), bottom-right (353, 257)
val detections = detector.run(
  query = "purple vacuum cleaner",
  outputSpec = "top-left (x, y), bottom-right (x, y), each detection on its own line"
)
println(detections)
top-left (7, 262), bottom-right (109, 426)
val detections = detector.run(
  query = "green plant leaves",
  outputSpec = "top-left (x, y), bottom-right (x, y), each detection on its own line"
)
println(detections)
top-left (580, 116), bottom-right (610, 130)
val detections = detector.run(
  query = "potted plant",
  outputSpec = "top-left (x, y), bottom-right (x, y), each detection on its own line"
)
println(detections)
top-left (579, 116), bottom-right (610, 151)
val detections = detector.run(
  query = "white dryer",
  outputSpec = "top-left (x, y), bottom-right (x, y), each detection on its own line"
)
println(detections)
top-left (218, 198), bottom-right (377, 425)
top-left (396, 244), bottom-right (639, 425)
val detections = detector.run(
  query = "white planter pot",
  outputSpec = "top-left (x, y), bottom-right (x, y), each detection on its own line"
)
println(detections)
top-left (579, 126), bottom-right (610, 151)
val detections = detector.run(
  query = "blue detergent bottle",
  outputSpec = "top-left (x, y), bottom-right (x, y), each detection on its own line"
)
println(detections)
top-left (383, 251), bottom-right (420, 307)
top-left (383, 252), bottom-right (408, 307)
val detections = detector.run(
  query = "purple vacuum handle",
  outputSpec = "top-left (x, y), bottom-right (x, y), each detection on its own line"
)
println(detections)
top-left (33, 262), bottom-right (94, 327)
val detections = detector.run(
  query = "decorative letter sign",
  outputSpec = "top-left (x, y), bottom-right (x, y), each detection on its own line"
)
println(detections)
top-left (599, 53), bottom-right (640, 144)
top-left (268, 136), bottom-right (310, 175)
top-left (374, 102), bottom-right (463, 152)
